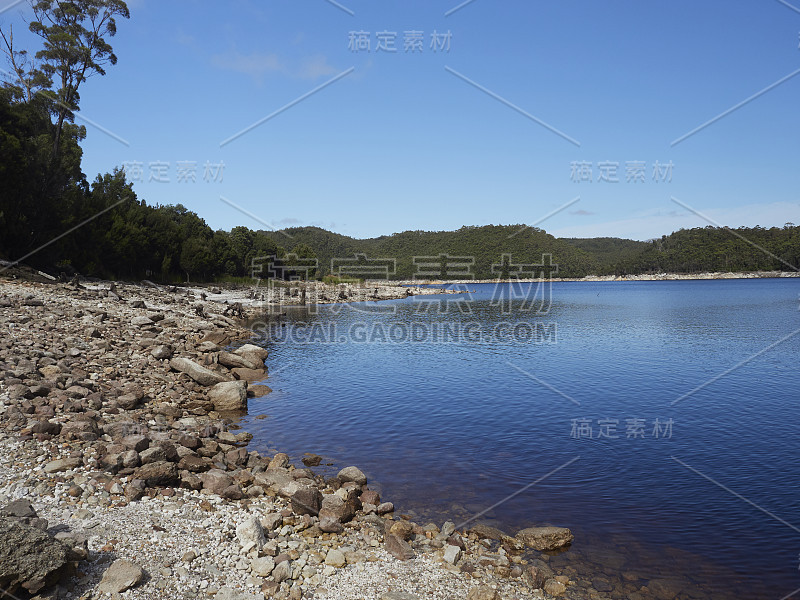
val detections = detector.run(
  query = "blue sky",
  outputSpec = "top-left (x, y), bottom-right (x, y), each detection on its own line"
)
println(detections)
top-left (3, 0), bottom-right (800, 240)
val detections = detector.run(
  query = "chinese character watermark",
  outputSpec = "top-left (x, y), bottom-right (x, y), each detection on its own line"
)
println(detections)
top-left (349, 30), bottom-right (452, 53)
top-left (571, 160), bottom-right (673, 183)
top-left (570, 417), bottom-right (674, 440)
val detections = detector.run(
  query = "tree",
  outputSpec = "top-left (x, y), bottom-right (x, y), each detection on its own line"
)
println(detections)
top-left (27, 0), bottom-right (129, 159)
top-left (180, 237), bottom-right (213, 282)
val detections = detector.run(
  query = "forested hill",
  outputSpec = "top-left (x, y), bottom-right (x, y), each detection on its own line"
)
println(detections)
top-left (260, 224), bottom-right (800, 280)
top-left (261, 225), bottom-right (599, 279)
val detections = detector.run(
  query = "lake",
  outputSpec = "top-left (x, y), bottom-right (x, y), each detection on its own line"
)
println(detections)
top-left (241, 278), bottom-right (800, 599)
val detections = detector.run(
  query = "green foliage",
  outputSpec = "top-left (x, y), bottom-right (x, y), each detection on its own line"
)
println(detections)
top-left (28, 0), bottom-right (130, 158)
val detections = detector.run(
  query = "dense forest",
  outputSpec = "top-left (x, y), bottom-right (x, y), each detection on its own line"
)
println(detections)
top-left (2, 2), bottom-right (799, 283)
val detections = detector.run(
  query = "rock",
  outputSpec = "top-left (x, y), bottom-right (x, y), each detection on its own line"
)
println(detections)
top-left (218, 351), bottom-right (260, 370)
top-left (177, 455), bottom-right (208, 473)
top-left (131, 316), bottom-right (153, 327)
top-left (516, 526), bottom-right (574, 551)
top-left (272, 560), bottom-right (291, 583)
top-left (376, 502), bottom-right (394, 514)
top-left (360, 489), bottom-right (380, 505)
top-left (231, 367), bottom-right (266, 383)
top-left (268, 453), bottom-right (290, 469)
top-left (543, 578), bottom-right (566, 596)
top-left (97, 559), bottom-right (144, 594)
top-left (247, 384), bottom-right (272, 398)
top-left (384, 533), bottom-right (415, 560)
top-left (260, 513), bottom-right (283, 532)
top-left (319, 494), bottom-right (356, 525)
top-left (207, 380), bottom-right (247, 412)
top-left (116, 392), bottom-right (142, 410)
top-left (216, 585), bottom-right (262, 600)
top-left (0, 517), bottom-right (70, 595)
top-left (124, 479), bottom-right (147, 502)
top-left (380, 593), bottom-right (419, 600)
top-left (236, 515), bottom-right (266, 550)
top-left (647, 578), bottom-right (687, 600)
top-left (135, 461), bottom-right (179, 488)
top-left (337, 465), bottom-right (367, 486)
top-left (318, 513), bottom-right (344, 534)
top-left (151, 345), bottom-right (173, 360)
top-left (388, 519), bottom-right (413, 540)
top-left (251, 556), bottom-right (275, 577)
top-left (301, 453), bottom-right (322, 467)
top-left (291, 486), bottom-right (322, 516)
top-left (466, 585), bottom-right (498, 600)
top-left (470, 523), bottom-right (507, 540)
top-left (443, 544), bottom-right (462, 564)
top-left (121, 435), bottom-right (150, 452)
top-left (200, 469), bottom-right (234, 494)
top-left (325, 549), bottom-right (346, 568)
top-left (169, 357), bottom-right (225, 386)
top-left (234, 344), bottom-right (269, 363)
top-left (1, 499), bottom-right (37, 519)
top-left (43, 457), bottom-right (81, 473)
top-left (139, 446), bottom-right (166, 464)
top-left (524, 560), bottom-right (554, 589)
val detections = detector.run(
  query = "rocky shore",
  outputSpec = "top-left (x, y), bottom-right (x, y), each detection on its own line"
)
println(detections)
top-left (0, 277), bottom-right (591, 600)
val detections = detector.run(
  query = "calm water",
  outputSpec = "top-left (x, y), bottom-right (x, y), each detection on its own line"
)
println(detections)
top-left (240, 279), bottom-right (800, 598)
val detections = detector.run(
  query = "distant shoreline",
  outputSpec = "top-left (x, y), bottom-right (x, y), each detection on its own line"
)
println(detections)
top-left (396, 270), bottom-right (800, 285)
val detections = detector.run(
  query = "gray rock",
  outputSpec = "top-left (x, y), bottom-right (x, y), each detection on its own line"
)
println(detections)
top-left (380, 593), bottom-right (420, 600)
top-left (215, 585), bottom-right (262, 600)
top-left (250, 556), bottom-right (275, 577)
top-left (139, 446), bottom-right (166, 465)
top-left (543, 578), bottom-right (566, 596)
top-left (271, 560), bottom-right (291, 583)
top-left (200, 469), bottom-right (234, 495)
top-left (260, 513), bottom-right (283, 532)
top-left (151, 345), bottom-right (173, 360)
top-left (384, 533), bottom-right (415, 560)
top-left (443, 544), bottom-right (461, 564)
top-left (135, 461), bottom-right (179, 488)
top-left (516, 526), bottom-right (574, 551)
top-left (324, 549), bottom-right (346, 568)
top-left (337, 465), bottom-right (367, 486)
top-left (466, 585), bottom-right (498, 600)
top-left (2, 499), bottom-right (37, 519)
top-left (291, 486), bottom-right (322, 516)
top-left (43, 457), bottom-right (81, 473)
top-left (218, 351), bottom-right (261, 370)
top-left (207, 380), bottom-right (247, 412)
top-left (0, 517), bottom-right (70, 595)
top-left (131, 316), bottom-right (153, 327)
top-left (319, 494), bottom-right (356, 525)
top-left (169, 357), bottom-right (225, 387)
top-left (236, 515), bottom-right (266, 550)
top-left (97, 559), bottom-right (144, 594)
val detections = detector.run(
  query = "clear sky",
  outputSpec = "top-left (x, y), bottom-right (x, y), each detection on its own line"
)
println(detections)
top-left (3, 0), bottom-right (800, 240)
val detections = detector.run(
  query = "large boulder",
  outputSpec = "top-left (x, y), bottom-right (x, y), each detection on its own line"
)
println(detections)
top-left (135, 461), bottom-right (179, 488)
top-left (234, 344), bottom-right (269, 365)
top-left (231, 368), bottom-right (267, 383)
top-left (199, 469), bottom-right (234, 494)
top-left (207, 380), bottom-right (247, 412)
top-left (516, 526), bottom-right (574, 551)
top-left (0, 517), bottom-right (71, 595)
top-left (169, 357), bottom-right (226, 386)
top-left (337, 466), bottom-right (367, 486)
top-left (218, 351), bottom-right (261, 370)
top-left (291, 486), bottom-right (322, 516)
top-left (384, 533), bottom-right (415, 560)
